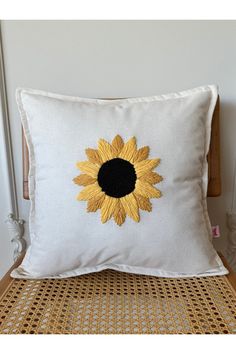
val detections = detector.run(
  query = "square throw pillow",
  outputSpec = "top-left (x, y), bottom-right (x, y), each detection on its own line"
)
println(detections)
top-left (12, 85), bottom-right (228, 279)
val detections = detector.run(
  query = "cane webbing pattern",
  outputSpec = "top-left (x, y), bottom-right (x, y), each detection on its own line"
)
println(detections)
top-left (0, 270), bottom-right (236, 334)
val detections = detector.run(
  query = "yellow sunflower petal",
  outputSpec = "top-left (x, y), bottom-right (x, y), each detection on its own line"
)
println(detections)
top-left (134, 159), bottom-right (160, 178)
top-left (135, 180), bottom-right (162, 198)
top-left (75, 135), bottom-right (163, 225)
top-left (87, 194), bottom-right (105, 212)
top-left (73, 174), bottom-right (96, 186)
top-left (85, 148), bottom-right (103, 165)
top-left (119, 137), bottom-right (137, 163)
top-left (111, 135), bottom-right (124, 156)
top-left (98, 139), bottom-right (114, 162)
top-left (133, 146), bottom-right (150, 163)
top-left (139, 171), bottom-right (163, 185)
top-left (120, 193), bottom-right (140, 222)
top-left (76, 161), bottom-right (99, 177)
top-left (77, 183), bottom-right (102, 201)
top-left (101, 196), bottom-right (118, 223)
top-left (134, 193), bottom-right (152, 212)
top-left (113, 200), bottom-right (126, 226)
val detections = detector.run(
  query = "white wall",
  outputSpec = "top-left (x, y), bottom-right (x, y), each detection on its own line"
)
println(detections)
top-left (1, 20), bottom-right (236, 275)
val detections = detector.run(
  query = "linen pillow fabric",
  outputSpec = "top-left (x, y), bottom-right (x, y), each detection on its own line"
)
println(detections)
top-left (12, 85), bottom-right (228, 279)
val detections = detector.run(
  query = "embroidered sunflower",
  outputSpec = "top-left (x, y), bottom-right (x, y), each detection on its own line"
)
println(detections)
top-left (73, 135), bottom-right (163, 226)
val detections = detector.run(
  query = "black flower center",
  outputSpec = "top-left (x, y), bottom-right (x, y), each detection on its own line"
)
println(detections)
top-left (97, 158), bottom-right (137, 198)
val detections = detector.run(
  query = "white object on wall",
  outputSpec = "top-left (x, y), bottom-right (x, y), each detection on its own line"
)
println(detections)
top-left (5, 213), bottom-right (25, 262)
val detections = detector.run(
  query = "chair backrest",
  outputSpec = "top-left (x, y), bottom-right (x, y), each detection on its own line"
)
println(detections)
top-left (22, 96), bottom-right (221, 200)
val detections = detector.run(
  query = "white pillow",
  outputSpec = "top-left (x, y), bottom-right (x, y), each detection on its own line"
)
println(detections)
top-left (12, 85), bottom-right (228, 279)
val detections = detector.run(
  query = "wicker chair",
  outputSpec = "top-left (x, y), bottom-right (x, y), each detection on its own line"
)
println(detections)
top-left (1, 97), bottom-right (236, 334)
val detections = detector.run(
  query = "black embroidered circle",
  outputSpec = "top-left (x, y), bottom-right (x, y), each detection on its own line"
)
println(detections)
top-left (97, 158), bottom-right (137, 198)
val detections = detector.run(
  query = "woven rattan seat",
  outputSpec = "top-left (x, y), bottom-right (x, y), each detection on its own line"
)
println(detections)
top-left (1, 265), bottom-right (236, 334)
